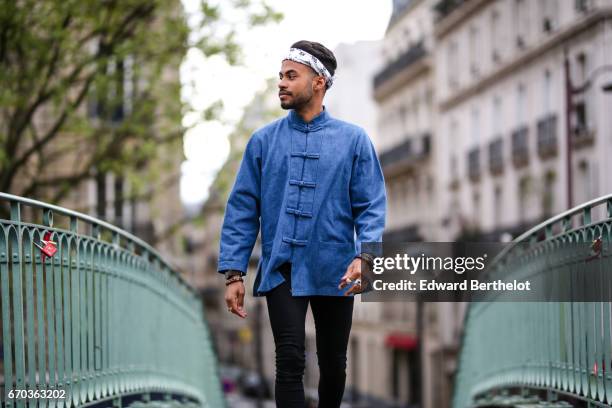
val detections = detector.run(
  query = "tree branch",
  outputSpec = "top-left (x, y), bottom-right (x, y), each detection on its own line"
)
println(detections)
top-left (3, 2), bottom-right (156, 186)
top-left (2, 71), bottom-right (97, 192)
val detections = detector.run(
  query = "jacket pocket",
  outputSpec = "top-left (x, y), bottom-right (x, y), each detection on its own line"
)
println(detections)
top-left (316, 241), bottom-right (356, 286)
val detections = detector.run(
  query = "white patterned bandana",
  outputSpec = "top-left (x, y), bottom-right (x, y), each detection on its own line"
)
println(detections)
top-left (283, 47), bottom-right (335, 89)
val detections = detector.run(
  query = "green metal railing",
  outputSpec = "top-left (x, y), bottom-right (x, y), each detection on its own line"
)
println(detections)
top-left (0, 193), bottom-right (225, 408)
top-left (454, 194), bottom-right (612, 408)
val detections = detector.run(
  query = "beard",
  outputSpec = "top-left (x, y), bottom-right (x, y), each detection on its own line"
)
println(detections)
top-left (280, 85), bottom-right (314, 110)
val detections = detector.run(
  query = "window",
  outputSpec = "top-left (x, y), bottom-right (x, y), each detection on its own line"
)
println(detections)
top-left (112, 60), bottom-right (125, 122)
top-left (469, 25), bottom-right (480, 77)
top-left (514, 0), bottom-right (528, 48)
top-left (492, 97), bottom-right (502, 136)
top-left (516, 84), bottom-right (526, 124)
top-left (447, 41), bottom-right (459, 89)
top-left (542, 170), bottom-right (556, 217)
top-left (518, 176), bottom-right (530, 222)
top-left (491, 10), bottom-right (501, 62)
top-left (114, 176), bottom-right (124, 226)
top-left (399, 104), bottom-right (407, 132)
top-left (493, 186), bottom-right (503, 226)
top-left (574, 52), bottom-right (591, 131)
top-left (88, 58), bottom-right (126, 123)
top-left (404, 27), bottom-right (411, 44)
top-left (577, 53), bottom-right (588, 82)
top-left (449, 119), bottom-right (460, 182)
top-left (403, 177), bottom-right (411, 215)
top-left (96, 171), bottom-right (107, 219)
top-left (578, 160), bottom-right (594, 203)
top-left (543, 70), bottom-right (552, 115)
top-left (575, 100), bottom-right (588, 132)
top-left (412, 98), bottom-right (420, 132)
top-left (123, 55), bottom-right (134, 115)
top-left (575, 0), bottom-right (592, 13)
top-left (473, 191), bottom-right (481, 225)
top-left (471, 107), bottom-right (480, 146)
top-left (540, 0), bottom-right (558, 33)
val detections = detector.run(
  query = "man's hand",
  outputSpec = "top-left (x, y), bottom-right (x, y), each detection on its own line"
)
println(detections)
top-left (225, 281), bottom-right (247, 318)
top-left (338, 258), bottom-right (369, 296)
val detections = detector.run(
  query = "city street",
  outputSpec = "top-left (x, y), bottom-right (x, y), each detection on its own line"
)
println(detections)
top-left (2, 0), bottom-right (612, 407)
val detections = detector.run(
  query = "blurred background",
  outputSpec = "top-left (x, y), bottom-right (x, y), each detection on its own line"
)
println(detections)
top-left (1, 0), bottom-right (612, 407)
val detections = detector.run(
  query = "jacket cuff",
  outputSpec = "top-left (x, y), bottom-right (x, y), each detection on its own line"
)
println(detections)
top-left (218, 261), bottom-right (247, 275)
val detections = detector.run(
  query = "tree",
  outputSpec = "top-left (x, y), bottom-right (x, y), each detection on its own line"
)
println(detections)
top-left (0, 0), bottom-right (282, 205)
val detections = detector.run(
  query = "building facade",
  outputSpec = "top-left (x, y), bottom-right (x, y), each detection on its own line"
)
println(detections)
top-left (374, 0), bottom-right (612, 407)
top-left (373, 1), bottom-right (459, 407)
top-left (435, 0), bottom-right (612, 243)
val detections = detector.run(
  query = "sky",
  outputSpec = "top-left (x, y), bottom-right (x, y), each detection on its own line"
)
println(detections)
top-left (179, 0), bottom-right (392, 211)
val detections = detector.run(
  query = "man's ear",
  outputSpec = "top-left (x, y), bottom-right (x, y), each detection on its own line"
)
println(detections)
top-left (314, 75), bottom-right (326, 92)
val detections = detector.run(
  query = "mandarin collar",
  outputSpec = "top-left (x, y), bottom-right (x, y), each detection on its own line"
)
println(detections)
top-left (288, 106), bottom-right (330, 131)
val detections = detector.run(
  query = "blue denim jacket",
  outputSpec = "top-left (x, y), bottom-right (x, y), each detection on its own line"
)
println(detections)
top-left (217, 107), bottom-right (386, 296)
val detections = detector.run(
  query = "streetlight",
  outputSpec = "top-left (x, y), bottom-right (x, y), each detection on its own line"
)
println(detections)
top-left (564, 49), bottom-right (612, 209)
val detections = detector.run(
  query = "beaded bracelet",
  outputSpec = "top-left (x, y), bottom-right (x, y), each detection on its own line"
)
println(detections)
top-left (355, 253), bottom-right (374, 269)
top-left (225, 276), bottom-right (244, 286)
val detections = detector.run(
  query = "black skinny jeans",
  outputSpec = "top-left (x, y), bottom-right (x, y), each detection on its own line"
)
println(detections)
top-left (265, 262), bottom-right (354, 408)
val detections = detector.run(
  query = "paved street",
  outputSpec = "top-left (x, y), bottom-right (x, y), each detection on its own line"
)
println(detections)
top-left (225, 394), bottom-right (276, 408)
top-left (225, 392), bottom-right (356, 408)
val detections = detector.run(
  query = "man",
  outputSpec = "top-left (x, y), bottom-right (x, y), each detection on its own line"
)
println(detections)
top-left (218, 40), bottom-right (386, 407)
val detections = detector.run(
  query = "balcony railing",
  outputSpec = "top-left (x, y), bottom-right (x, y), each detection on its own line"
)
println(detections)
top-left (0, 193), bottom-right (224, 408)
top-left (433, 0), bottom-right (468, 21)
top-left (536, 113), bottom-right (558, 159)
top-left (571, 124), bottom-right (595, 149)
top-left (373, 41), bottom-right (426, 91)
top-left (453, 194), bottom-right (612, 407)
top-left (488, 137), bottom-right (504, 176)
top-left (379, 133), bottom-right (431, 172)
top-left (511, 126), bottom-right (529, 168)
top-left (467, 147), bottom-right (480, 182)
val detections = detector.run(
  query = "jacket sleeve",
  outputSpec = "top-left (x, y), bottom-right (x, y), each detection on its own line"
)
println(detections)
top-left (349, 130), bottom-right (386, 257)
top-left (217, 134), bottom-right (262, 275)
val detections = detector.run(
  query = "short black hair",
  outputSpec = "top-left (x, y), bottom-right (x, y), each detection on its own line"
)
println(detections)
top-left (291, 40), bottom-right (337, 82)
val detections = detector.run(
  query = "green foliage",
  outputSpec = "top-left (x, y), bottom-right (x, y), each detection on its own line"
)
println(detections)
top-left (0, 0), bottom-right (281, 206)
top-left (249, 3), bottom-right (283, 26)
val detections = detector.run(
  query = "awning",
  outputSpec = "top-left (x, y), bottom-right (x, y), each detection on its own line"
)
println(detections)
top-left (385, 332), bottom-right (418, 351)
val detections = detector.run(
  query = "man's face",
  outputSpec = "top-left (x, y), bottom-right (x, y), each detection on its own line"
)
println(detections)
top-left (278, 60), bottom-right (319, 110)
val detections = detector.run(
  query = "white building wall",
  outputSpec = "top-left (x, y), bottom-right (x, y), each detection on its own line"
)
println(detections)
top-left (435, 0), bottom-right (612, 237)
top-left (324, 41), bottom-right (383, 147)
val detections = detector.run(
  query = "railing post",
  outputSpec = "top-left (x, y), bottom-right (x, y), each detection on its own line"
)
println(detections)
top-left (545, 224), bottom-right (553, 240)
top-left (563, 216), bottom-right (572, 232)
top-left (43, 208), bottom-right (53, 228)
top-left (112, 232), bottom-right (120, 248)
top-left (70, 215), bottom-right (78, 233)
top-left (10, 201), bottom-right (21, 222)
top-left (583, 205), bottom-right (592, 226)
top-left (91, 224), bottom-right (100, 240)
